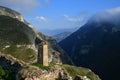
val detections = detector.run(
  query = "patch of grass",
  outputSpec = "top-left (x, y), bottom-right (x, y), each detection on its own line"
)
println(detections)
top-left (62, 65), bottom-right (89, 76)
top-left (32, 63), bottom-right (49, 70)
top-left (2, 45), bottom-right (36, 63)
top-left (62, 64), bottom-right (100, 80)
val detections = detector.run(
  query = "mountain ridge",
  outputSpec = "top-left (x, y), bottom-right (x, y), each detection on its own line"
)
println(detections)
top-left (59, 13), bottom-right (120, 80)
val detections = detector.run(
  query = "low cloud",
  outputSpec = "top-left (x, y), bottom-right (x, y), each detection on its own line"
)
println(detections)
top-left (36, 16), bottom-right (48, 22)
top-left (64, 14), bottom-right (85, 22)
top-left (106, 7), bottom-right (120, 15)
top-left (0, 0), bottom-right (39, 13)
top-left (91, 7), bottom-right (120, 24)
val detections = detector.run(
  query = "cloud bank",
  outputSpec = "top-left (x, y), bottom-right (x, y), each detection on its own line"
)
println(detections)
top-left (0, 0), bottom-right (39, 13)
top-left (90, 7), bottom-right (120, 24)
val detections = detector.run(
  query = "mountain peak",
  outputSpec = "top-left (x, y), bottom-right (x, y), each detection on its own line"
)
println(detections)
top-left (0, 6), bottom-right (24, 22)
top-left (59, 9), bottom-right (120, 79)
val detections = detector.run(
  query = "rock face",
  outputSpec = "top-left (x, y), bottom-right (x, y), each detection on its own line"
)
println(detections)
top-left (59, 17), bottom-right (120, 79)
top-left (0, 6), bottom-right (24, 22)
top-left (0, 6), bottom-right (72, 64)
top-left (17, 65), bottom-right (71, 80)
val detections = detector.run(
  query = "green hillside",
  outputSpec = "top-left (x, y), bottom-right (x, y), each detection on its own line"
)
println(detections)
top-left (0, 16), bottom-right (36, 63)
top-left (0, 16), bottom-right (32, 46)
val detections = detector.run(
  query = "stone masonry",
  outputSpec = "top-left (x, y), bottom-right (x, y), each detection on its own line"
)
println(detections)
top-left (38, 41), bottom-right (48, 66)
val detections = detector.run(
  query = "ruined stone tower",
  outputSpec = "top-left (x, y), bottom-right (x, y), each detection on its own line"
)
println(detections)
top-left (38, 41), bottom-right (48, 66)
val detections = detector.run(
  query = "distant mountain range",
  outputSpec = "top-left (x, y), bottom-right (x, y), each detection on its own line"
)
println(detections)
top-left (59, 9), bottom-right (120, 80)
top-left (39, 27), bottom-right (79, 36)
top-left (53, 31), bottom-right (72, 42)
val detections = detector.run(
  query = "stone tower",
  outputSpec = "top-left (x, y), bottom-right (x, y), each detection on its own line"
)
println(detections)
top-left (38, 41), bottom-right (48, 66)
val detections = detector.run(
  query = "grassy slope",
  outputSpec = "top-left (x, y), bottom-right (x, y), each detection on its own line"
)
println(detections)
top-left (2, 45), bottom-right (36, 63)
top-left (0, 16), bottom-right (36, 63)
top-left (62, 64), bottom-right (100, 80)
top-left (31, 63), bottom-right (101, 80)
top-left (0, 16), bottom-right (31, 46)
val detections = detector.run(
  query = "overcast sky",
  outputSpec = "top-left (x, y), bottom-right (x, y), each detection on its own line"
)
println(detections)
top-left (0, 0), bottom-right (120, 31)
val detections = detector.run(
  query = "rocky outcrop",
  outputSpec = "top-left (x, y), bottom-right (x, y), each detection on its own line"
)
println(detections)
top-left (17, 65), bottom-right (72, 80)
top-left (0, 6), bottom-right (24, 22)
top-left (0, 53), bottom-right (100, 80)
top-left (17, 64), bottom-right (101, 80)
